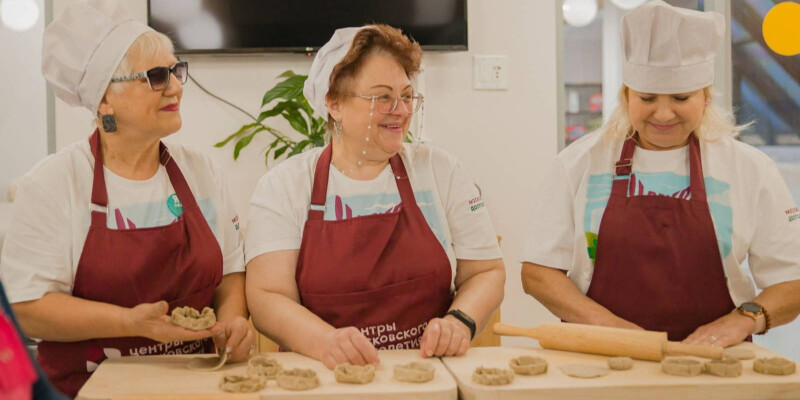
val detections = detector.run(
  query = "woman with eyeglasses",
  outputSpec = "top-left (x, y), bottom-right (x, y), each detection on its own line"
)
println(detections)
top-left (245, 25), bottom-right (505, 369)
top-left (0, 1), bottom-right (251, 396)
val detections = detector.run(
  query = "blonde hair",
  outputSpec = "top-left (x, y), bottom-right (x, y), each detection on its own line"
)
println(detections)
top-left (602, 84), bottom-right (751, 143)
top-left (109, 31), bottom-right (176, 93)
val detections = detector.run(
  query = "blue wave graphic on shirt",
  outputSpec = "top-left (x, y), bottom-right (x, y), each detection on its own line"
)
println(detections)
top-left (584, 171), bottom-right (732, 262)
top-left (107, 195), bottom-right (217, 236)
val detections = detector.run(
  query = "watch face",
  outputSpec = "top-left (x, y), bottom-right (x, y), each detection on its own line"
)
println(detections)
top-left (741, 302), bottom-right (762, 313)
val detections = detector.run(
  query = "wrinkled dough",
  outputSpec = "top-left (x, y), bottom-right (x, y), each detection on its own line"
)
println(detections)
top-left (704, 358), bottom-right (742, 377)
top-left (394, 361), bottom-right (435, 383)
top-left (219, 374), bottom-right (266, 393)
top-left (277, 368), bottom-right (320, 390)
top-left (753, 357), bottom-right (796, 376)
top-left (662, 357), bottom-right (704, 376)
top-left (509, 356), bottom-right (548, 375)
top-left (607, 357), bottom-right (634, 371)
top-left (559, 364), bottom-right (609, 378)
top-left (334, 363), bottom-right (375, 384)
top-left (723, 347), bottom-right (755, 361)
top-left (247, 355), bottom-right (283, 379)
top-left (472, 366), bottom-right (514, 385)
top-left (171, 306), bottom-right (216, 331)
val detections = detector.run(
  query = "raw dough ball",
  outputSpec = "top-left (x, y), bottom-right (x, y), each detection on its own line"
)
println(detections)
top-left (705, 358), bottom-right (742, 377)
top-left (662, 357), bottom-right (704, 376)
top-left (509, 356), bottom-right (547, 375)
top-left (247, 355), bottom-right (283, 379)
top-left (607, 357), bottom-right (634, 371)
top-left (559, 364), bottom-right (610, 379)
top-left (394, 361), bottom-right (435, 383)
top-left (277, 368), bottom-right (320, 391)
top-left (171, 306), bottom-right (216, 330)
top-left (753, 357), bottom-right (796, 376)
top-left (334, 363), bottom-right (375, 384)
top-left (723, 347), bottom-right (755, 361)
top-left (472, 366), bottom-right (514, 385)
top-left (219, 374), bottom-right (266, 393)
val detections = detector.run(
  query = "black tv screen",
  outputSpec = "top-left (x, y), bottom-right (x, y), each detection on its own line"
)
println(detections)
top-left (148, 0), bottom-right (468, 54)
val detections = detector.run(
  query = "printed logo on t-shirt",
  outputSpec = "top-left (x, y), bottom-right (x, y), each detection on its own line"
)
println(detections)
top-left (167, 193), bottom-right (183, 217)
top-left (469, 196), bottom-right (485, 212)
top-left (584, 171), bottom-right (732, 265)
top-left (323, 190), bottom-right (448, 249)
top-left (107, 196), bottom-right (217, 235)
top-left (787, 207), bottom-right (800, 223)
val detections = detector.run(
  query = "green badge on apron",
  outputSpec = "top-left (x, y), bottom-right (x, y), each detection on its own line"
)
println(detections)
top-left (167, 193), bottom-right (183, 217)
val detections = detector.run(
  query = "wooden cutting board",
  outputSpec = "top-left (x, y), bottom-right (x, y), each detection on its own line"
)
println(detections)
top-left (77, 349), bottom-right (456, 400)
top-left (441, 343), bottom-right (800, 400)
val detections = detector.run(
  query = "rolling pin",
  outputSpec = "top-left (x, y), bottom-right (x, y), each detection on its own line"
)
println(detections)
top-left (493, 322), bottom-right (723, 361)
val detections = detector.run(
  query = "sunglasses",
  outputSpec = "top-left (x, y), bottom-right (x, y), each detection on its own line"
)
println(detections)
top-left (110, 62), bottom-right (188, 91)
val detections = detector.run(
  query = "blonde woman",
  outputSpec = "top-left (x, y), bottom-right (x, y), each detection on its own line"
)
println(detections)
top-left (521, 1), bottom-right (800, 346)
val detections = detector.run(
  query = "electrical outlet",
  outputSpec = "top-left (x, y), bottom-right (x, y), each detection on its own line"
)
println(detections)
top-left (473, 55), bottom-right (509, 90)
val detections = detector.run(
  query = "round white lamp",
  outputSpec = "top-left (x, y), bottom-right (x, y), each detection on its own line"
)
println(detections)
top-left (563, 0), bottom-right (598, 28)
top-left (610, 0), bottom-right (649, 10)
top-left (0, 0), bottom-right (40, 32)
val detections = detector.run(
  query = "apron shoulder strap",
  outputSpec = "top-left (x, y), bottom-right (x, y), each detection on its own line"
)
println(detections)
top-left (308, 144), bottom-right (333, 221)
top-left (159, 143), bottom-right (199, 211)
top-left (89, 130), bottom-right (109, 227)
top-left (688, 135), bottom-right (707, 202)
top-left (610, 135), bottom-right (637, 198)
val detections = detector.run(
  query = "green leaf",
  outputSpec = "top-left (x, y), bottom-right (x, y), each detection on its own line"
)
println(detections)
top-left (233, 131), bottom-right (258, 160)
top-left (282, 107), bottom-right (309, 135)
top-left (262, 75), bottom-right (307, 107)
top-left (273, 145), bottom-right (289, 159)
top-left (277, 70), bottom-right (296, 79)
top-left (215, 122), bottom-right (256, 147)
top-left (256, 101), bottom-right (291, 124)
top-left (287, 139), bottom-right (310, 157)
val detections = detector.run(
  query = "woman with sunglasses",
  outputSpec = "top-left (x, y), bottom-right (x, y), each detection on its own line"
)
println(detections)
top-left (245, 25), bottom-right (505, 369)
top-left (0, 1), bottom-right (251, 396)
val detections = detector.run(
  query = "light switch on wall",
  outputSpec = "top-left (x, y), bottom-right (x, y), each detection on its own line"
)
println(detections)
top-left (473, 55), bottom-right (509, 90)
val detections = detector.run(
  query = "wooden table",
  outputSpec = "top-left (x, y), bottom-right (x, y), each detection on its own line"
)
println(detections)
top-left (77, 349), bottom-right (456, 400)
top-left (441, 343), bottom-right (800, 400)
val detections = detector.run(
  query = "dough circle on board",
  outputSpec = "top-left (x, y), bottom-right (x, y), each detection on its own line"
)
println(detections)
top-left (753, 357), bottom-right (796, 376)
top-left (334, 363), bottom-right (375, 384)
top-left (394, 361), bottom-right (436, 383)
top-left (219, 374), bottom-right (267, 393)
top-left (187, 344), bottom-right (226, 371)
top-left (170, 306), bottom-right (216, 330)
top-left (509, 356), bottom-right (548, 375)
top-left (661, 357), bottom-right (704, 376)
top-left (472, 367), bottom-right (514, 385)
top-left (704, 358), bottom-right (742, 377)
top-left (247, 355), bottom-right (283, 379)
top-left (277, 368), bottom-right (321, 390)
top-left (607, 357), bottom-right (634, 371)
top-left (723, 347), bottom-right (755, 361)
top-left (558, 364), bottom-right (610, 379)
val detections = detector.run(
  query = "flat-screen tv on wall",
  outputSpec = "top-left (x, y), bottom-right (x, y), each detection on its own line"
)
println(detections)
top-left (148, 0), bottom-right (468, 54)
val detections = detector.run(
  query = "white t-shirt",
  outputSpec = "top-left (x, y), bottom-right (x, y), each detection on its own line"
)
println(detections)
top-left (520, 131), bottom-right (800, 306)
top-left (0, 139), bottom-right (245, 304)
top-left (245, 144), bottom-right (503, 284)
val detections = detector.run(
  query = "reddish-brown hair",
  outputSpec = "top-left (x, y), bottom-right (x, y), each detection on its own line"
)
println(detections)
top-left (326, 24), bottom-right (422, 128)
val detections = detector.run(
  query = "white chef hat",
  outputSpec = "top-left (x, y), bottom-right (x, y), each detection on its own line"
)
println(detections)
top-left (42, 0), bottom-right (154, 115)
top-left (620, 0), bottom-right (725, 94)
top-left (303, 27), bottom-right (363, 120)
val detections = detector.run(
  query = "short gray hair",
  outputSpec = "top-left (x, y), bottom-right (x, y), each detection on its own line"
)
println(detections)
top-left (109, 31), bottom-right (175, 92)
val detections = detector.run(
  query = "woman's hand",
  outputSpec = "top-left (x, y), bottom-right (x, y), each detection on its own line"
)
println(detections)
top-left (317, 327), bottom-right (379, 369)
top-left (420, 316), bottom-right (470, 358)
top-left (121, 301), bottom-right (215, 343)
top-left (683, 310), bottom-right (754, 347)
top-left (213, 315), bottom-right (255, 363)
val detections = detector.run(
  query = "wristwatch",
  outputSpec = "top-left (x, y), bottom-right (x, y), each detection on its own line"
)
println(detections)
top-left (737, 302), bottom-right (770, 335)
top-left (446, 309), bottom-right (476, 340)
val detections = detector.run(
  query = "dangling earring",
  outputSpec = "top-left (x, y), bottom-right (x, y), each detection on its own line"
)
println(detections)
top-left (333, 119), bottom-right (343, 143)
top-left (101, 114), bottom-right (117, 132)
top-left (704, 99), bottom-right (710, 106)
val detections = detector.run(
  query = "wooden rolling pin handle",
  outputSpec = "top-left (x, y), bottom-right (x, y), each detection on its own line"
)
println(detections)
top-left (662, 341), bottom-right (724, 359)
top-left (493, 322), bottom-right (543, 340)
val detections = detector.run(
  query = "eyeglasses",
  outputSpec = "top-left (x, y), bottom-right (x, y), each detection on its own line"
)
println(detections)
top-left (345, 92), bottom-right (424, 114)
top-left (110, 62), bottom-right (188, 91)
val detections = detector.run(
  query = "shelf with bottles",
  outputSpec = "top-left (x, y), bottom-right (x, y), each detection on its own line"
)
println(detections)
top-left (564, 83), bottom-right (603, 144)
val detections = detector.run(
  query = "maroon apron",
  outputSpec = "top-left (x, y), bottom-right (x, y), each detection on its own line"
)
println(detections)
top-left (296, 144), bottom-right (453, 350)
top-left (37, 131), bottom-right (222, 397)
top-left (586, 134), bottom-right (736, 341)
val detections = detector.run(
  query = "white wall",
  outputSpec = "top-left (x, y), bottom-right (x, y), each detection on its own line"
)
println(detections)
top-left (51, 0), bottom-right (561, 344)
top-left (0, 0), bottom-right (47, 201)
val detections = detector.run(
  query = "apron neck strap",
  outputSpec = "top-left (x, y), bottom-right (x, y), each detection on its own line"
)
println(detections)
top-left (611, 133), bottom-right (706, 201)
top-left (308, 144), bottom-right (417, 221)
top-left (89, 130), bottom-right (199, 227)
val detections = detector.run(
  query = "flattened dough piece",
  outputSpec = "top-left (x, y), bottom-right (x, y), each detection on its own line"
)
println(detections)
top-left (219, 374), bottom-right (266, 393)
top-left (723, 347), bottom-right (755, 361)
top-left (559, 364), bottom-right (609, 379)
top-left (607, 357), bottom-right (634, 371)
top-left (334, 363), bottom-right (375, 384)
top-left (394, 361), bottom-right (435, 383)
top-left (472, 367), bottom-right (514, 385)
top-left (704, 358), bottom-right (742, 377)
top-left (753, 357), bottom-right (796, 376)
top-left (277, 368), bottom-right (320, 390)
top-left (171, 306), bottom-right (216, 331)
top-left (247, 355), bottom-right (283, 379)
top-left (509, 356), bottom-right (547, 375)
top-left (662, 357), bottom-right (703, 376)
top-left (187, 344), bottom-right (226, 371)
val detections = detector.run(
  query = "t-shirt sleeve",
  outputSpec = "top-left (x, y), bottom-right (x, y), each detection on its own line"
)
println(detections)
top-left (210, 160), bottom-right (245, 276)
top-left (436, 152), bottom-right (502, 260)
top-left (245, 167), bottom-right (305, 265)
top-left (747, 161), bottom-right (800, 289)
top-left (0, 179), bottom-right (73, 303)
top-left (519, 158), bottom-right (576, 271)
